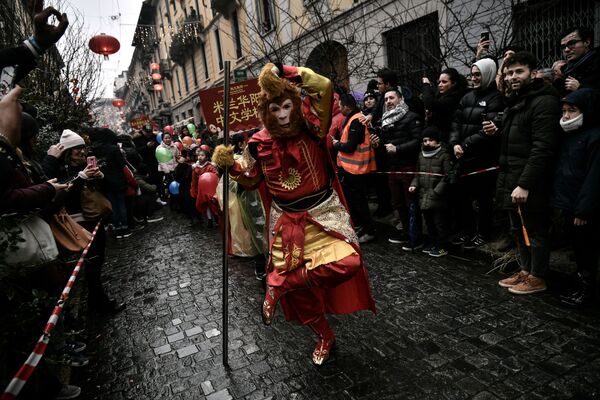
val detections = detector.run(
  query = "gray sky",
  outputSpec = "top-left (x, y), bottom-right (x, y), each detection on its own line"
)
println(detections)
top-left (50, 0), bottom-right (143, 97)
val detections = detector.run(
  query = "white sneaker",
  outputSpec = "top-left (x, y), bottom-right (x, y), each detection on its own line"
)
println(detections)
top-left (147, 216), bottom-right (164, 223)
top-left (156, 198), bottom-right (167, 206)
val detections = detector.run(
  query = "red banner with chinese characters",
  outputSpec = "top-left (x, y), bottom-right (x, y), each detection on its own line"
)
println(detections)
top-left (129, 115), bottom-right (151, 130)
top-left (199, 78), bottom-right (262, 132)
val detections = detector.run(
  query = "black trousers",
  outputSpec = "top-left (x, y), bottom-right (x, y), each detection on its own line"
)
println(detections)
top-left (340, 171), bottom-right (375, 234)
top-left (558, 211), bottom-right (599, 280)
top-left (422, 208), bottom-right (450, 248)
top-left (79, 220), bottom-right (110, 306)
top-left (454, 171), bottom-right (497, 239)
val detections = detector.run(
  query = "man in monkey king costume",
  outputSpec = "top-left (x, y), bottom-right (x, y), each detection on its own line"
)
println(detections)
top-left (213, 63), bottom-right (375, 365)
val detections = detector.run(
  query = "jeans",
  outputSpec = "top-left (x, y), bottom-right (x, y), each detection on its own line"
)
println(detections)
top-left (107, 191), bottom-right (128, 229)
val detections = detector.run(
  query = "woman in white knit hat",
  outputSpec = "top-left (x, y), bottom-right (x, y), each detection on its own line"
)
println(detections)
top-left (41, 128), bottom-right (126, 314)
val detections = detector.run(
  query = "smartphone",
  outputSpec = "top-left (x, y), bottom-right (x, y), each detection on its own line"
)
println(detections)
top-left (86, 156), bottom-right (97, 168)
top-left (481, 112), bottom-right (489, 121)
top-left (480, 31), bottom-right (490, 42)
top-left (0, 66), bottom-right (16, 100)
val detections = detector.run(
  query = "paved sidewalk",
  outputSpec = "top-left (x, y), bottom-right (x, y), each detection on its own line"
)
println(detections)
top-left (80, 210), bottom-right (600, 399)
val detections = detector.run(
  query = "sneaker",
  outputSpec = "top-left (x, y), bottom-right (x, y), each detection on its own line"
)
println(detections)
top-left (120, 229), bottom-right (133, 238)
top-left (68, 353), bottom-right (89, 367)
top-left (114, 232), bottom-right (123, 239)
top-left (421, 246), bottom-right (434, 255)
top-left (498, 271), bottom-right (529, 288)
top-left (156, 198), bottom-right (167, 206)
top-left (428, 247), bottom-right (448, 257)
top-left (65, 340), bottom-right (87, 354)
top-left (147, 216), bottom-right (164, 223)
top-left (388, 230), bottom-right (409, 244)
top-left (508, 275), bottom-right (547, 295)
top-left (401, 242), bottom-right (423, 252)
top-left (56, 384), bottom-right (81, 399)
top-left (133, 216), bottom-right (144, 223)
top-left (464, 234), bottom-right (486, 249)
top-left (451, 234), bottom-right (471, 246)
top-left (130, 224), bottom-right (145, 232)
top-left (358, 232), bottom-right (376, 244)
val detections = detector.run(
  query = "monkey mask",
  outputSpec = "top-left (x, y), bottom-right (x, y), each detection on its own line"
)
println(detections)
top-left (258, 63), bottom-right (305, 139)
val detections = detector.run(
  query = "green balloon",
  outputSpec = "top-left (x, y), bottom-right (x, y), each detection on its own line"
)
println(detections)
top-left (187, 123), bottom-right (196, 135)
top-left (156, 147), bottom-right (173, 163)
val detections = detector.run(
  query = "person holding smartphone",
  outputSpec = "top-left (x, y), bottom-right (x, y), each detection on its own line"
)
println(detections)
top-left (0, 1), bottom-right (69, 96)
top-left (449, 58), bottom-right (504, 249)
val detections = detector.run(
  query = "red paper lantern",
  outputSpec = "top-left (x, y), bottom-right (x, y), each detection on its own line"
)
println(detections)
top-left (153, 83), bottom-right (163, 91)
top-left (88, 33), bottom-right (120, 60)
top-left (151, 73), bottom-right (162, 81)
top-left (150, 62), bottom-right (160, 71)
top-left (112, 98), bottom-right (125, 108)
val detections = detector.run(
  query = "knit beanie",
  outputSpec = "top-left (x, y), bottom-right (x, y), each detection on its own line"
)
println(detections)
top-left (473, 58), bottom-right (497, 90)
top-left (421, 126), bottom-right (442, 142)
top-left (59, 129), bottom-right (85, 150)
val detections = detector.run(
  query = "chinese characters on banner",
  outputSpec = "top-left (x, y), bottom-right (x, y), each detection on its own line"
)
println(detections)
top-left (129, 115), bottom-right (151, 130)
top-left (199, 78), bottom-right (262, 132)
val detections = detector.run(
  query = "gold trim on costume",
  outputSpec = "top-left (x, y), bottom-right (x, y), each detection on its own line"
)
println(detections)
top-left (298, 140), bottom-right (320, 191)
top-left (278, 167), bottom-right (302, 191)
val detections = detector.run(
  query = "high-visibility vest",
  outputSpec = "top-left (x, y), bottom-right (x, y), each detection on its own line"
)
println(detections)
top-left (336, 113), bottom-right (377, 174)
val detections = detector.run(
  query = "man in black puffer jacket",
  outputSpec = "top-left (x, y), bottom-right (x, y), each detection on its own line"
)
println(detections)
top-left (450, 58), bottom-right (505, 248)
top-left (376, 88), bottom-right (423, 247)
top-left (484, 52), bottom-right (560, 296)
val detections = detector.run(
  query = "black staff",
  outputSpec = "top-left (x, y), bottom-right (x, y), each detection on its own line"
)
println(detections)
top-left (222, 60), bottom-right (231, 368)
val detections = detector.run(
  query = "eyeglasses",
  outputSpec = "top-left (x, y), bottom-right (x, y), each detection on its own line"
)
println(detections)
top-left (560, 39), bottom-right (583, 50)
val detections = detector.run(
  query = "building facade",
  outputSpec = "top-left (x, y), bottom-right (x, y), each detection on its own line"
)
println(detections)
top-left (121, 0), bottom-right (600, 127)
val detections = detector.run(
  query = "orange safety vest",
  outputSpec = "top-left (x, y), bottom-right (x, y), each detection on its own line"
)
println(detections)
top-left (336, 113), bottom-right (377, 174)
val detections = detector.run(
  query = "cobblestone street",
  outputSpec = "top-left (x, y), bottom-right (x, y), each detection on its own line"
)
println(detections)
top-left (81, 210), bottom-right (600, 400)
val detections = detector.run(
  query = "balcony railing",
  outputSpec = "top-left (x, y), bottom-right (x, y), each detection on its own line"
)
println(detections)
top-left (169, 15), bottom-right (204, 65)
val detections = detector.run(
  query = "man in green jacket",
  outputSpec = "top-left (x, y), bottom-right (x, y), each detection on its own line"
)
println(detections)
top-left (483, 52), bottom-right (560, 295)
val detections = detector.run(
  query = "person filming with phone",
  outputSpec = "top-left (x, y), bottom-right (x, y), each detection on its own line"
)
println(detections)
top-left (42, 129), bottom-right (126, 315)
top-left (449, 58), bottom-right (504, 249)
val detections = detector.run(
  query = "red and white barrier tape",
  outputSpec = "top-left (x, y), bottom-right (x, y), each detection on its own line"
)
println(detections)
top-left (1, 221), bottom-right (101, 400)
top-left (371, 166), bottom-right (499, 178)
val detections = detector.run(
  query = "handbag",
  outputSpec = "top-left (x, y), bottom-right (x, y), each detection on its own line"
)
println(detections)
top-left (0, 213), bottom-right (59, 271)
top-left (80, 183), bottom-right (112, 220)
top-left (49, 209), bottom-right (92, 253)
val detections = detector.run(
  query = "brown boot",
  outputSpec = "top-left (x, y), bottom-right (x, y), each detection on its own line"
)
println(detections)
top-left (309, 316), bottom-right (336, 366)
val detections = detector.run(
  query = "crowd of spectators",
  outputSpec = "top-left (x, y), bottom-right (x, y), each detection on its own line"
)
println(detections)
top-left (331, 26), bottom-right (599, 304)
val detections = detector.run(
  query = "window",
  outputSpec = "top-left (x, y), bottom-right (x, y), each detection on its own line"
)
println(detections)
top-left (257, 0), bottom-right (275, 33)
top-left (383, 13), bottom-right (440, 92)
top-left (190, 50), bottom-right (199, 86)
top-left (232, 9), bottom-right (243, 59)
top-left (182, 62), bottom-right (190, 93)
top-left (175, 68), bottom-right (182, 96)
top-left (200, 42), bottom-right (210, 79)
top-left (214, 29), bottom-right (224, 71)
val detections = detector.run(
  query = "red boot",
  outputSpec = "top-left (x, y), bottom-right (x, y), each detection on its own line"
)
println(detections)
top-left (309, 316), bottom-right (336, 365)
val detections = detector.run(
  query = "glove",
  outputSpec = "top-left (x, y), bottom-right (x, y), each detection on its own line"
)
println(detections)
top-left (212, 144), bottom-right (235, 168)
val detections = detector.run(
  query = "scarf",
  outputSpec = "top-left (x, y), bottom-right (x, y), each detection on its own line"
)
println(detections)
top-left (560, 114), bottom-right (584, 132)
top-left (381, 100), bottom-right (409, 128)
top-left (421, 145), bottom-right (442, 158)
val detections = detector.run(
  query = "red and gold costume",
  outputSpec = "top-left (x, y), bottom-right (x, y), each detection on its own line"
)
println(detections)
top-left (213, 64), bottom-right (375, 365)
